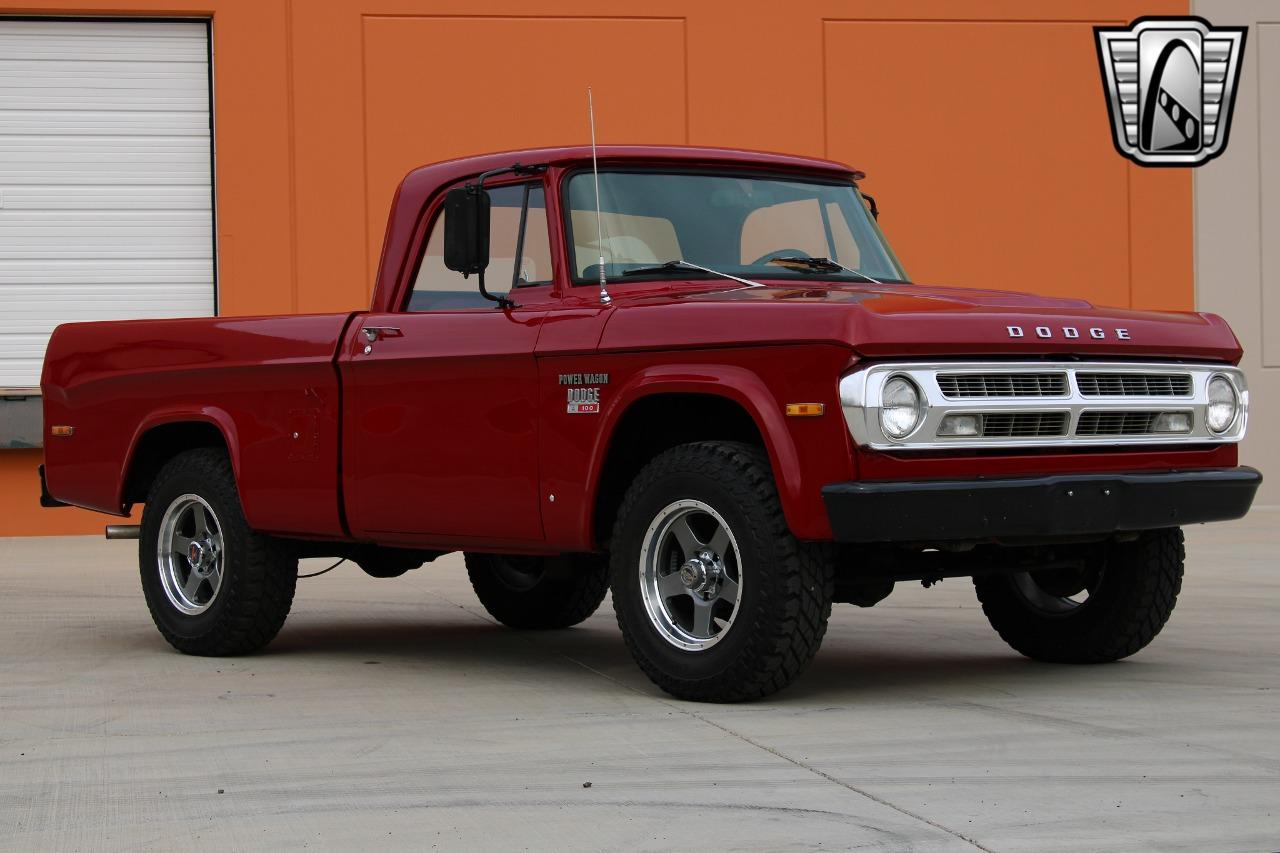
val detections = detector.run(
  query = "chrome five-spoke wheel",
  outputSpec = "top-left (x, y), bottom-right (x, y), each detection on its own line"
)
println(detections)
top-left (611, 442), bottom-right (834, 701)
top-left (157, 493), bottom-right (224, 615)
top-left (639, 499), bottom-right (743, 651)
top-left (141, 449), bottom-right (296, 655)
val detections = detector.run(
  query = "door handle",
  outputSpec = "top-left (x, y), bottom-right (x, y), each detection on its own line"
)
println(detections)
top-left (362, 326), bottom-right (402, 343)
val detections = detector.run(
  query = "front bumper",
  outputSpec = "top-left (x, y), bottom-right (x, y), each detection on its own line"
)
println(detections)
top-left (822, 467), bottom-right (1262, 543)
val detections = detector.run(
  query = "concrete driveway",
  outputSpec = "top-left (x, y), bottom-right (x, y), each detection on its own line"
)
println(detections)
top-left (1, 511), bottom-right (1276, 852)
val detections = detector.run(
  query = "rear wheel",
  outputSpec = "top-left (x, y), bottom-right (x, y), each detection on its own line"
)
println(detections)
top-left (465, 553), bottom-right (608, 629)
top-left (139, 448), bottom-right (297, 655)
top-left (610, 441), bottom-right (834, 702)
top-left (973, 528), bottom-right (1184, 663)
top-left (354, 546), bottom-right (428, 578)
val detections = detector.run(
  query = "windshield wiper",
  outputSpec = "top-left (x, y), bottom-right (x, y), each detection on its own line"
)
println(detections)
top-left (766, 256), bottom-right (883, 285)
top-left (621, 260), bottom-right (762, 288)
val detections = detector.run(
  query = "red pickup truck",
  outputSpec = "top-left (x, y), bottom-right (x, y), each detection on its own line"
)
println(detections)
top-left (39, 145), bottom-right (1260, 702)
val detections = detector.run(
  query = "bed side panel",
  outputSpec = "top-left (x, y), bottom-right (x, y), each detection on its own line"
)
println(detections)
top-left (41, 314), bottom-right (354, 537)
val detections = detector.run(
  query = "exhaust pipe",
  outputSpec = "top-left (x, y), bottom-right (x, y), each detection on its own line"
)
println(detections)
top-left (105, 525), bottom-right (141, 540)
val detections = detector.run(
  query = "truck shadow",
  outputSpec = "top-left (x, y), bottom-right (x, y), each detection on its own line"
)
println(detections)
top-left (786, 649), bottom-right (1069, 703)
top-left (254, 615), bottom-right (1083, 704)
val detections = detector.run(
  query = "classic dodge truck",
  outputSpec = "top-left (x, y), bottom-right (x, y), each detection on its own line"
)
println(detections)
top-left (40, 145), bottom-right (1261, 702)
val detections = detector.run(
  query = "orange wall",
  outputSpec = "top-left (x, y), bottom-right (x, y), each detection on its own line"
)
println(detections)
top-left (0, 0), bottom-right (1191, 536)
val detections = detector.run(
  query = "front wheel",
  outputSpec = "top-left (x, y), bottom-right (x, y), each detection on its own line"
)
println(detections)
top-left (139, 448), bottom-right (297, 656)
top-left (610, 441), bottom-right (834, 702)
top-left (973, 528), bottom-right (1184, 663)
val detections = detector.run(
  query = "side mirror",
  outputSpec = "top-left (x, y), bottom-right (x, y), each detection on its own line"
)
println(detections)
top-left (861, 192), bottom-right (880, 220)
top-left (443, 187), bottom-right (490, 274)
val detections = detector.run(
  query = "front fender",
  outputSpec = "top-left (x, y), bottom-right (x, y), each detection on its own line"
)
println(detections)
top-left (583, 361), bottom-right (850, 543)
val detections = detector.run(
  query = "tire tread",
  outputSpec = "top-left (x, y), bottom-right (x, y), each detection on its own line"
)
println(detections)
top-left (140, 448), bottom-right (296, 656)
top-left (465, 553), bottom-right (608, 630)
top-left (973, 528), bottom-right (1184, 663)
top-left (610, 441), bottom-right (833, 702)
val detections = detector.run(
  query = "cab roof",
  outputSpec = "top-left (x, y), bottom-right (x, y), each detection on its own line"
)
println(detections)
top-left (399, 145), bottom-right (863, 197)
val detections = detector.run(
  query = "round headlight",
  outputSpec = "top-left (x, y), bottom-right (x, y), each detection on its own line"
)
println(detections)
top-left (1206, 375), bottom-right (1238, 434)
top-left (881, 375), bottom-right (924, 439)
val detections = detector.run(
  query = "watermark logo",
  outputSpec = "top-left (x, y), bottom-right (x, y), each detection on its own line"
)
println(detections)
top-left (1095, 17), bottom-right (1246, 166)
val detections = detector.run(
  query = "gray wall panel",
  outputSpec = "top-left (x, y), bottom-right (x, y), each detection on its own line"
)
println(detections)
top-left (1194, 0), bottom-right (1277, 503)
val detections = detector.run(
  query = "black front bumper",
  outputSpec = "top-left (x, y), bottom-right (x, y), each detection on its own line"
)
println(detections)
top-left (822, 467), bottom-right (1262, 543)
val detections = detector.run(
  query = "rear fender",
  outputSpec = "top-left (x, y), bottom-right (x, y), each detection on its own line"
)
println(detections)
top-left (119, 408), bottom-right (240, 511)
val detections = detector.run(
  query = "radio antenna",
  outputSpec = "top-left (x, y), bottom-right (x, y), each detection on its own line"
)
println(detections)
top-left (588, 87), bottom-right (611, 305)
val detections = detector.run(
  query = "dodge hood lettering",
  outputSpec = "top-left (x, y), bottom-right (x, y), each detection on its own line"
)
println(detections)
top-left (1007, 324), bottom-right (1131, 340)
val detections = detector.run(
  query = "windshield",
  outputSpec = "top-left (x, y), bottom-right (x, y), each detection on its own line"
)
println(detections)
top-left (564, 171), bottom-right (907, 284)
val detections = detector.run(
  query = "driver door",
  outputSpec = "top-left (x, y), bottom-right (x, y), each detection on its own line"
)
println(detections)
top-left (339, 182), bottom-right (553, 544)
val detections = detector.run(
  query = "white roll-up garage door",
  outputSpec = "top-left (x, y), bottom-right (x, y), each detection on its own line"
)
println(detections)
top-left (0, 18), bottom-right (214, 390)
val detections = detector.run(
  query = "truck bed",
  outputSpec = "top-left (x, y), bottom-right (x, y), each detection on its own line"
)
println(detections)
top-left (41, 313), bottom-right (357, 538)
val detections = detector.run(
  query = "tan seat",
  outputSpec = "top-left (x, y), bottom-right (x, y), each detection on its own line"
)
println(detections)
top-left (576, 235), bottom-right (662, 269)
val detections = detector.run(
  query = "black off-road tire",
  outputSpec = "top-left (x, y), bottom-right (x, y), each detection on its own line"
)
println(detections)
top-left (609, 441), bottom-right (834, 703)
top-left (973, 528), bottom-right (1184, 663)
top-left (139, 448), bottom-right (297, 655)
top-left (465, 553), bottom-right (608, 629)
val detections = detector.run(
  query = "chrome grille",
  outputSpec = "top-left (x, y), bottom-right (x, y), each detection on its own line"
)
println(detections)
top-left (839, 361), bottom-right (1247, 451)
top-left (1077, 411), bottom-right (1162, 436)
top-left (978, 412), bottom-right (1069, 438)
top-left (1077, 373), bottom-right (1192, 397)
top-left (938, 372), bottom-right (1067, 398)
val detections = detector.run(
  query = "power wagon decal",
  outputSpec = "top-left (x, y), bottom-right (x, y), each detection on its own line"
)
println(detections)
top-left (558, 372), bottom-right (609, 414)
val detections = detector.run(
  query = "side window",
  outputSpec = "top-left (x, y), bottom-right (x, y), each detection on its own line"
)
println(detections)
top-left (825, 201), bottom-right (860, 267)
top-left (409, 183), bottom-right (551, 311)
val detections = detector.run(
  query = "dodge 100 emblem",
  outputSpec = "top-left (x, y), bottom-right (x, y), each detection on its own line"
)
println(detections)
top-left (566, 386), bottom-right (601, 414)
top-left (1008, 325), bottom-right (1130, 340)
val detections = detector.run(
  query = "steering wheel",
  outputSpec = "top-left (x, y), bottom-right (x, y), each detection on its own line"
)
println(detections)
top-left (751, 248), bottom-right (812, 266)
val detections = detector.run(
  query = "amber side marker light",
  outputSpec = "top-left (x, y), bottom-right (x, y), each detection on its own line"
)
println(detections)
top-left (50, 426), bottom-right (75, 437)
top-left (785, 403), bottom-right (825, 417)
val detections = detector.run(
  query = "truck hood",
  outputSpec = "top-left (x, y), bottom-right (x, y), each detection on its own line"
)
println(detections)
top-left (596, 280), bottom-right (1242, 363)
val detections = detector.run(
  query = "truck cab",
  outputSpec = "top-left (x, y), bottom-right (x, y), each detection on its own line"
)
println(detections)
top-left (40, 146), bottom-right (1261, 702)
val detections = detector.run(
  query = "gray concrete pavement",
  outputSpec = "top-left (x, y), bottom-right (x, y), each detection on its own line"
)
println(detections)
top-left (1, 511), bottom-right (1277, 852)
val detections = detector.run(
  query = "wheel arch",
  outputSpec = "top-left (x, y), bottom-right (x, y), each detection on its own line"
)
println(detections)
top-left (586, 365), bottom-right (806, 548)
top-left (120, 411), bottom-right (240, 508)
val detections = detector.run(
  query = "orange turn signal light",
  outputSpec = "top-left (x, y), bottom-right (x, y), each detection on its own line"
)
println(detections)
top-left (784, 403), bottom-right (825, 417)
top-left (50, 425), bottom-right (75, 437)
